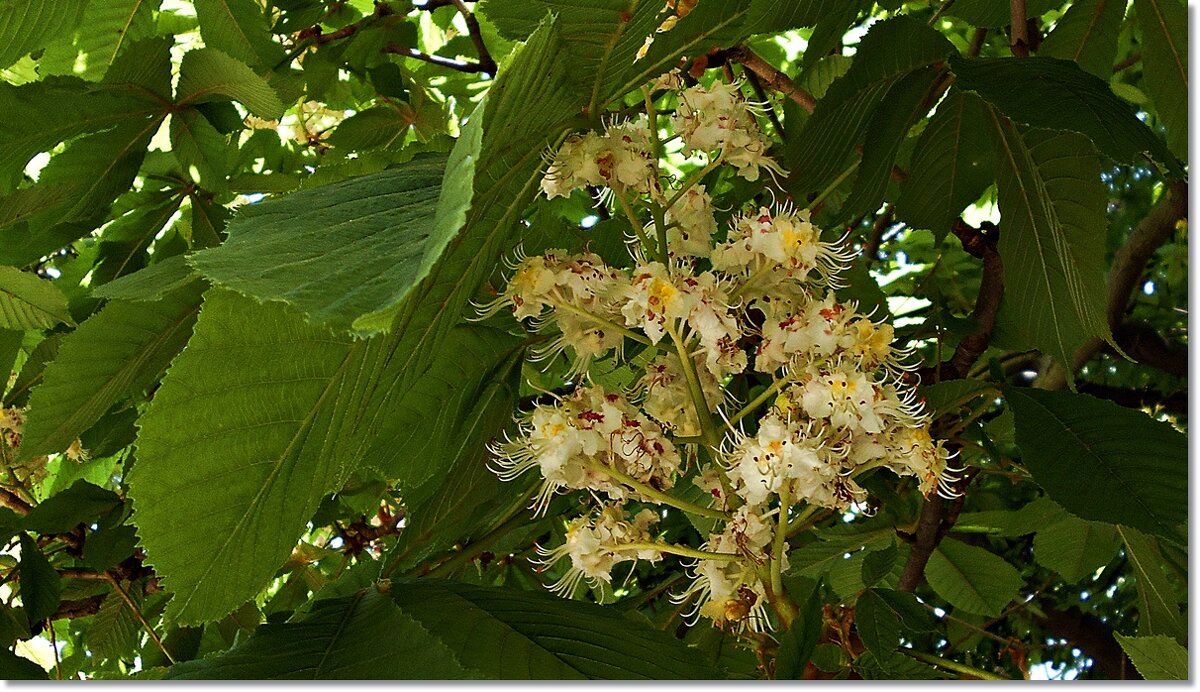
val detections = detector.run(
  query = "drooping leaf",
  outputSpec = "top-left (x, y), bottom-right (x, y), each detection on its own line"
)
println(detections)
top-left (19, 281), bottom-right (203, 458)
top-left (783, 16), bottom-right (955, 197)
top-left (390, 581), bottom-right (719, 679)
top-left (950, 55), bottom-right (1179, 173)
top-left (166, 589), bottom-right (472, 679)
top-left (1117, 526), bottom-right (1186, 643)
top-left (130, 288), bottom-right (522, 624)
top-left (855, 589), bottom-right (902, 654)
top-left (1038, 0), bottom-right (1126, 77)
top-left (190, 153), bottom-right (446, 335)
top-left (924, 539), bottom-right (1023, 617)
top-left (175, 48), bottom-right (285, 120)
top-left (1007, 388), bottom-right (1187, 541)
top-left (17, 533), bottom-right (60, 626)
top-left (170, 109), bottom-right (229, 189)
top-left (0, 0), bottom-right (87, 70)
top-left (895, 90), bottom-right (995, 239)
top-left (0, 267), bottom-right (71, 331)
top-left (1133, 0), bottom-right (1188, 160)
top-left (1114, 634), bottom-right (1188, 680)
top-left (987, 121), bottom-right (1112, 378)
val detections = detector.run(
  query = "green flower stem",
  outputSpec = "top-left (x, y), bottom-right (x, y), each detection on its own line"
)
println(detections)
top-left (785, 503), bottom-right (824, 538)
top-left (897, 648), bottom-right (1009, 680)
top-left (728, 262), bottom-right (775, 301)
top-left (612, 186), bottom-right (658, 261)
top-left (581, 458), bottom-right (731, 521)
top-left (729, 377), bottom-right (790, 426)
top-left (552, 301), bottom-right (658, 349)
top-left (770, 488), bottom-right (791, 601)
top-left (810, 160), bottom-right (859, 209)
top-left (667, 325), bottom-right (721, 448)
top-left (623, 542), bottom-right (743, 563)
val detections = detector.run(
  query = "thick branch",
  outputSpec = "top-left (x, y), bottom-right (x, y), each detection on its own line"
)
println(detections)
top-left (449, 0), bottom-right (497, 75)
top-left (727, 45), bottom-right (816, 113)
top-left (1032, 601), bottom-right (1141, 679)
top-left (1010, 0), bottom-right (1030, 57)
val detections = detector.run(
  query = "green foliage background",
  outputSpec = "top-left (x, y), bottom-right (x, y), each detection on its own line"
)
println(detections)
top-left (0, 0), bottom-right (1187, 680)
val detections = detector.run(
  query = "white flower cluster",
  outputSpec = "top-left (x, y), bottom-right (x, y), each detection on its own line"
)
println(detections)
top-left (483, 76), bottom-right (954, 632)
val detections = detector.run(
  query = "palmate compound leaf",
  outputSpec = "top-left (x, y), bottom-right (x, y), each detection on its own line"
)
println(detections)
top-left (1006, 387), bottom-right (1187, 542)
top-left (18, 280), bottom-right (204, 459)
top-left (189, 152), bottom-right (445, 336)
top-left (986, 119), bottom-right (1113, 381)
top-left (129, 289), bottom-right (523, 624)
top-left (167, 582), bottom-right (718, 679)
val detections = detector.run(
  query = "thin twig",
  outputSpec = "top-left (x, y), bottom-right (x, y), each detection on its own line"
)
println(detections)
top-left (449, 0), bottom-right (497, 75)
top-left (383, 43), bottom-right (491, 73)
top-left (1113, 52), bottom-right (1142, 73)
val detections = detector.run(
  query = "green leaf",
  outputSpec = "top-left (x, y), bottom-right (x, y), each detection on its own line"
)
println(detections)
top-left (91, 195), bottom-right (186, 287)
top-left (950, 55), bottom-right (1178, 173)
top-left (855, 589), bottom-right (901, 654)
top-left (841, 65), bottom-right (938, 217)
top-left (190, 153), bottom-right (446, 335)
top-left (1006, 388), bottom-right (1187, 541)
top-left (176, 48), bottom-right (285, 120)
top-left (90, 255), bottom-right (197, 302)
top-left (391, 581), bottom-right (719, 679)
top-left (21, 481), bottom-right (120, 533)
top-left (987, 122), bottom-right (1112, 378)
top-left (918, 379), bottom-right (998, 418)
top-left (130, 288), bottom-right (522, 624)
top-left (895, 90), bottom-right (995, 239)
top-left (326, 106), bottom-right (413, 152)
top-left (1114, 634), bottom-right (1188, 680)
top-left (0, 0), bottom-right (86, 70)
top-left (37, 0), bottom-right (160, 81)
top-left (783, 16), bottom-right (955, 197)
top-left (1032, 514), bottom-right (1121, 582)
top-left (1133, 0), bottom-right (1188, 160)
top-left (166, 588), bottom-right (471, 679)
top-left (0, 647), bottom-right (47, 679)
top-left (19, 281), bottom-right (203, 458)
top-left (861, 541), bottom-right (900, 589)
top-left (170, 109), bottom-right (228, 188)
top-left (17, 533), bottom-right (60, 625)
top-left (1038, 0), bottom-right (1125, 77)
top-left (1117, 526), bottom-right (1186, 642)
top-left (89, 588), bottom-right (142, 661)
top-left (191, 0), bottom-right (283, 69)
top-left (775, 579), bottom-right (822, 679)
top-left (3, 333), bottom-right (59, 408)
top-left (0, 267), bottom-right (71, 331)
top-left (924, 539), bottom-right (1022, 616)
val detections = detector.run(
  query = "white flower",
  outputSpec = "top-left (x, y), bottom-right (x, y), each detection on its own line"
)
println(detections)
top-left (674, 506), bottom-right (776, 631)
top-left (712, 205), bottom-right (855, 292)
top-left (664, 185), bottom-right (717, 258)
top-left (635, 354), bottom-right (721, 437)
top-left (541, 119), bottom-right (658, 200)
top-left (671, 80), bottom-right (785, 182)
top-left (536, 502), bottom-right (662, 594)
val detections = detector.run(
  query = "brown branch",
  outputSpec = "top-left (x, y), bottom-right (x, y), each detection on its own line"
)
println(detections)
top-left (727, 45), bottom-right (816, 113)
top-left (448, 0), bottom-right (497, 75)
top-left (1031, 601), bottom-right (1141, 679)
top-left (1113, 52), bottom-right (1143, 73)
top-left (862, 204), bottom-right (894, 263)
top-left (0, 488), bottom-right (31, 515)
top-left (898, 468), bottom-right (980, 592)
top-left (968, 28), bottom-right (988, 57)
top-left (1039, 181), bottom-right (1188, 389)
top-left (1010, 0), bottom-right (1030, 57)
top-left (1107, 320), bottom-right (1188, 378)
